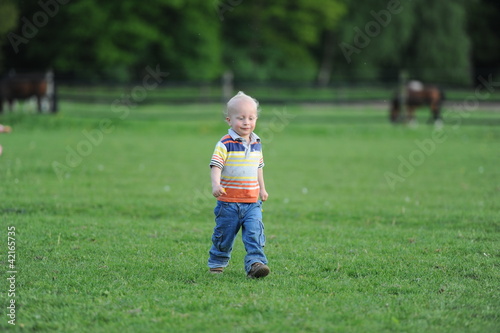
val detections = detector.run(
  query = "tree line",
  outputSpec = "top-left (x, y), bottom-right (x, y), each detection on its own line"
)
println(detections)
top-left (1, 0), bottom-right (499, 86)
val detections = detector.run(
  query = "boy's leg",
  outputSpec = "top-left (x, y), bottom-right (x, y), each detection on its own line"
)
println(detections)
top-left (208, 202), bottom-right (241, 269)
top-left (241, 201), bottom-right (268, 274)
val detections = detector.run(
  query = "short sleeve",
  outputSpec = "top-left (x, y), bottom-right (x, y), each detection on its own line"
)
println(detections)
top-left (209, 141), bottom-right (227, 169)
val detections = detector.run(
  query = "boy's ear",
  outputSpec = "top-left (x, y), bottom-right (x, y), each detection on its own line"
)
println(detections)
top-left (225, 117), bottom-right (231, 125)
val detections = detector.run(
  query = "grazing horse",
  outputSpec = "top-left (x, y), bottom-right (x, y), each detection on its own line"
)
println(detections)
top-left (390, 81), bottom-right (444, 125)
top-left (0, 70), bottom-right (57, 113)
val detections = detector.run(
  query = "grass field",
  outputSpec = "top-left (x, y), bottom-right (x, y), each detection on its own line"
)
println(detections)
top-left (0, 100), bottom-right (499, 332)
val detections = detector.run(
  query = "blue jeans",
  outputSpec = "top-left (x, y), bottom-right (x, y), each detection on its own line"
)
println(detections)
top-left (208, 200), bottom-right (267, 273)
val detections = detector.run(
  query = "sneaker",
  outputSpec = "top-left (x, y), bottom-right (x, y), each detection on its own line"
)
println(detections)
top-left (247, 262), bottom-right (270, 279)
top-left (209, 267), bottom-right (224, 274)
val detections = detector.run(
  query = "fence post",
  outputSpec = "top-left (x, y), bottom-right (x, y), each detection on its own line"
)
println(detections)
top-left (399, 69), bottom-right (408, 121)
top-left (222, 70), bottom-right (233, 101)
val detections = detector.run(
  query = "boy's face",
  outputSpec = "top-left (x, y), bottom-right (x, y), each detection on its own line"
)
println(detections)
top-left (226, 100), bottom-right (258, 139)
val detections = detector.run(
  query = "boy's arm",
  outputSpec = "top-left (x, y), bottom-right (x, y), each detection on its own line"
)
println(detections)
top-left (211, 166), bottom-right (226, 198)
top-left (258, 168), bottom-right (268, 201)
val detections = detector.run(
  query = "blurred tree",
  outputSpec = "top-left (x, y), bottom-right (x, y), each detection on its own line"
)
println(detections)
top-left (3, 0), bottom-right (222, 81)
top-left (466, 0), bottom-right (500, 82)
top-left (4, 0), bottom-right (495, 85)
top-left (406, 0), bottom-right (471, 85)
top-left (334, 0), bottom-right (472, 85)
top-left (0, 0), bottom-right (19, 72)
top-left (334, 0), bottom-right (415, 82)
top-left (219, 0), bottom-right (346, 82)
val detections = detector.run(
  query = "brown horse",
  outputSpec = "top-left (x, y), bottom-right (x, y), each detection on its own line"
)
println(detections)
top-left (0, 70), bottom-right (57, 113)
top-left (390, 81), bottom-right (444, 125)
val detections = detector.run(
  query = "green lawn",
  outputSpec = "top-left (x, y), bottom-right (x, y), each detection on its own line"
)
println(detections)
top-left (0, 101), bottom-right (499, 332)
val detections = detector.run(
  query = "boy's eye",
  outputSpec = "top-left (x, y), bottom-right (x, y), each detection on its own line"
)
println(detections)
top-left (235, 116), bottom-right (255, 121)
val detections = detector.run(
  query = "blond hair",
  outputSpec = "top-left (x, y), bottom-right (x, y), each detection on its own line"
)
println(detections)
top-left (224, 91), bottom-right (260, 117)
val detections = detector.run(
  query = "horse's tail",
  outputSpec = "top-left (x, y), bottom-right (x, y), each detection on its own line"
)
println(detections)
top-left (389, 93), bottom-right (401, 123)
top-left (51, 79), bottom-right (58, 113)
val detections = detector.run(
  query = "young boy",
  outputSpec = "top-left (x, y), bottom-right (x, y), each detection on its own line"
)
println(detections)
top-left (208, 91), bottom-right (270, 278)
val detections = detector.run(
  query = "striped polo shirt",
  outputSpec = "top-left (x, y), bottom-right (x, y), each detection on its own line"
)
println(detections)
top-left (210, 129), bottom-right (264, 203)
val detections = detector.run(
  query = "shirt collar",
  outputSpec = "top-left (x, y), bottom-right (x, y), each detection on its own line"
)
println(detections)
top-left (228, 128), bottom-right (260, 143)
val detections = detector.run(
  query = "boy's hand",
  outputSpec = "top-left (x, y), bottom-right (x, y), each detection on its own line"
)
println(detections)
top-left (260, 189), bottom-right (269, 202)
top-left (212, 185), bottom-right (226, 198)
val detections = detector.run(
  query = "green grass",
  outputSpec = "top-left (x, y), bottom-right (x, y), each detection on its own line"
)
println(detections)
top-left (0, 101), bottom-right (499, 332)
